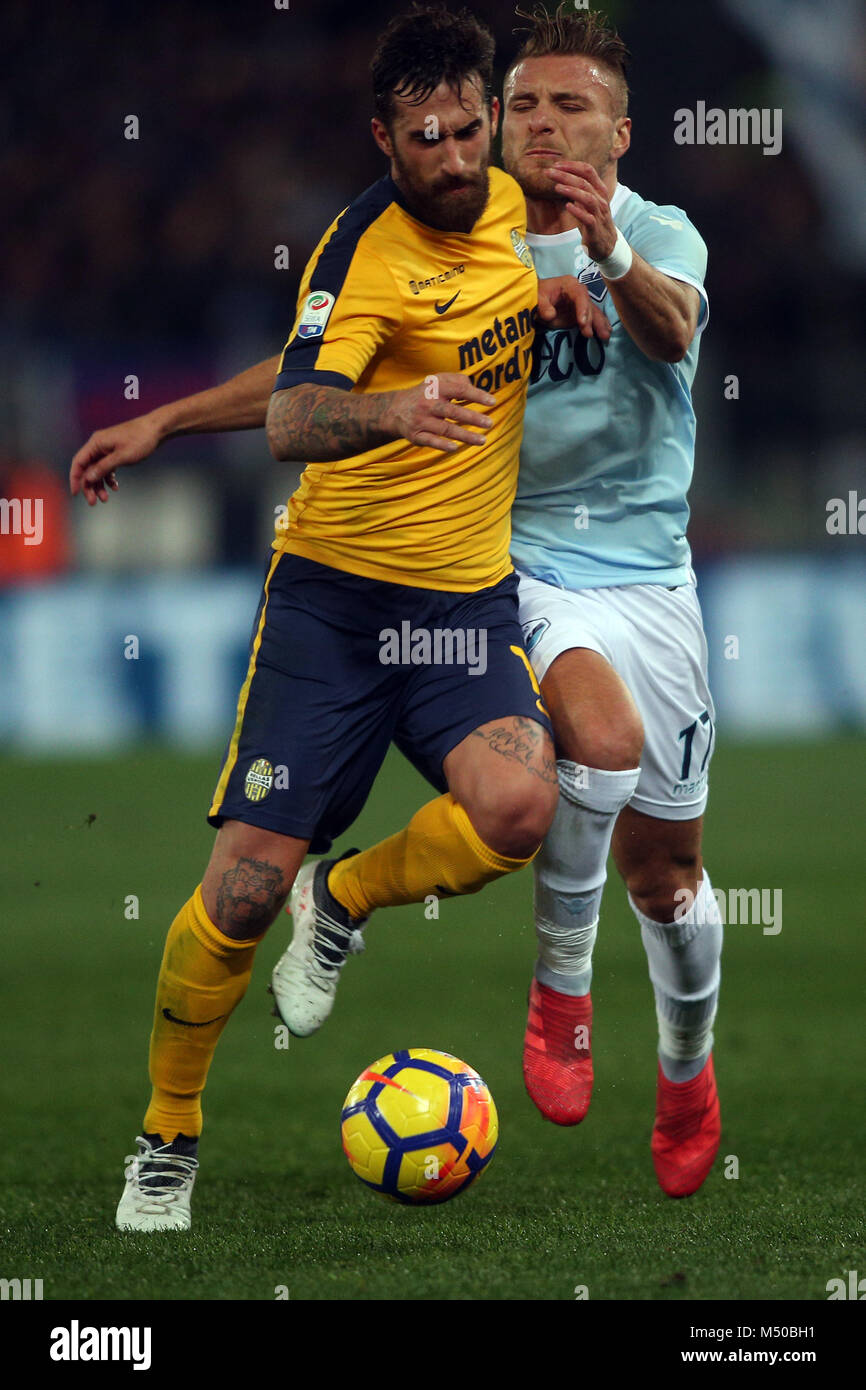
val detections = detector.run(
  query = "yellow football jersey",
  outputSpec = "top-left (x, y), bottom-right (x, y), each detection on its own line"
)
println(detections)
top-left (271, 166), bottom-right (537, 592)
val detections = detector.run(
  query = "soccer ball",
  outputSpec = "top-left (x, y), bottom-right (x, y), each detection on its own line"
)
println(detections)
top-left (340, 1047), bottom-right (498, 1204)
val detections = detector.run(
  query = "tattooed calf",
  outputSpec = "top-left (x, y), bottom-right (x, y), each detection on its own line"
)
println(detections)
top-left (216, 857), bottom-right (288, 937)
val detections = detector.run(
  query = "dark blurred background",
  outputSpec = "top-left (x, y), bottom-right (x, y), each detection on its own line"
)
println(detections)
top-left (2, 0), bottom-right (865, 746)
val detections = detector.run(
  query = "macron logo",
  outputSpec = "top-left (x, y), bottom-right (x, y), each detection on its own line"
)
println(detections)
top-left (50, 1321), bottom-right (152, 1371)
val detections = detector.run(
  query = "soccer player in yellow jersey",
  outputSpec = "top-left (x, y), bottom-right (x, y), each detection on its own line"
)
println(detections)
top-left (74, 6), bottom-right (605, 1233)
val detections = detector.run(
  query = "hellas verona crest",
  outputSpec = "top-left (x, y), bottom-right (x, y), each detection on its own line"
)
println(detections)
top-left (510, 228), bottom-right (534, 271)
top-left (297, 290), bottom-right (335, 339)
top-left (245, 757), bottom-right (274, 802)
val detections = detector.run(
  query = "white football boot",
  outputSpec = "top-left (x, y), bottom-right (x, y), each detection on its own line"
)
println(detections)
top-left (115, 1134), bottom-right (199, 1232)
top-left (270, 856), bottom-right (367, 1037)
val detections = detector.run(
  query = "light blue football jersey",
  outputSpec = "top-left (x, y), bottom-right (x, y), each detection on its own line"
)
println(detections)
top-left (511, 182), bottom-right (709, 590)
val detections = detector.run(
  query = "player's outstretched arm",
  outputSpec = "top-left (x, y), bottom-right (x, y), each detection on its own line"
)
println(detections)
top-left (266, 375), bottom-right (497, 463)
top-left (70, 355), bottom-right (281, 506)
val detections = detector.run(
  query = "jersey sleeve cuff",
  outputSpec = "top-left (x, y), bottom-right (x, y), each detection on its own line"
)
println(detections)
top-left (272, 368), bottom-right (355, 393)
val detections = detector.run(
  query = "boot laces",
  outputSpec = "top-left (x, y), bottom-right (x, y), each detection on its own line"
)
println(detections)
top-left (123, 1135), bottom-right (198, 1196)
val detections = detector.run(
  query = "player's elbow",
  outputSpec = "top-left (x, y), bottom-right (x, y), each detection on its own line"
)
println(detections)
top-left (640, 318), bottom-right (692, 364)
top-left (660, 322), bottom-right (692, 363)
top-left (650, 339), bottom-right (688, 364)
top-left (664, 302), bottom-right (700, 362)
top-left (266, 428), bottom-right (290, 462)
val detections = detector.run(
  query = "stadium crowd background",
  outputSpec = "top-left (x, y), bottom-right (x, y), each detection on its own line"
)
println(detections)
top-left (2, 0), bottom-right (865, 740)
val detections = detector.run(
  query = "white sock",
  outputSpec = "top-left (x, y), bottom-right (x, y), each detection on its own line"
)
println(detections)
top-left (631, 870), bottom-right (723, 1082)
top-left (535, 761), bottom-right (641, 996)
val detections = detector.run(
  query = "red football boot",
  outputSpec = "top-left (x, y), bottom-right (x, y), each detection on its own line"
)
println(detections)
top-left (523, 979), bottom-right (593, 1125)
top-left (651, 1053), bottom-right (721, 1198)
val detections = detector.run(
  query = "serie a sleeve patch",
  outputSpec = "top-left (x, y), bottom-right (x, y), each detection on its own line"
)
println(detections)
top-left (297, 291), bottom-right (336, 340)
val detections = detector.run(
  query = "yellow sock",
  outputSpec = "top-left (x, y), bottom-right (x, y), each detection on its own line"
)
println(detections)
top-left (143, 885), bottom-right (259, 1141)
top-left (328, 793), bottom-right (537, 919)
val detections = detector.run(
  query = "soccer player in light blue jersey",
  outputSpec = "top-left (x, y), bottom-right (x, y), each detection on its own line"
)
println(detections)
top-left (502, 5), bottom-right (722, 1197)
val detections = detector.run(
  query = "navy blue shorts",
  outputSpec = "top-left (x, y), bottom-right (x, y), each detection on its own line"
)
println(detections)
top-left (208, 552), bottom-right (551, 854)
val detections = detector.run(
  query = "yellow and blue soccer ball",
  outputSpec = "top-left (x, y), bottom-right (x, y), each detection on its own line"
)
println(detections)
top-left (340, 1048), bottom-right (498, 1204)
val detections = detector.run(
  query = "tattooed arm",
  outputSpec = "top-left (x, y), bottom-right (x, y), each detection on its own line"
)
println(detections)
top-left (266, 373), bottom-right (498, 463)
top-left (267, 383), bottom-right (396, 462)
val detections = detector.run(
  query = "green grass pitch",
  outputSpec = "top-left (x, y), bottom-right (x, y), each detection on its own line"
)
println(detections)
top-left (0, 738), bottom-right (863, 1301)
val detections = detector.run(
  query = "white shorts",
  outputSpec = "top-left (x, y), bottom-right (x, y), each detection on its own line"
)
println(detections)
top-left (516, 573), bottom-right (715, 821)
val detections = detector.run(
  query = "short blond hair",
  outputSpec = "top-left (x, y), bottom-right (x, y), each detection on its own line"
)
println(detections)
top-left (508, 4), bottom-right (631, 117)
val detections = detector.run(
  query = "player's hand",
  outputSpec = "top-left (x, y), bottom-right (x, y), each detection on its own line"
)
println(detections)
top-left (547, 161), bottom-right (618, 265)
top-left (69, 414), bottom-right (164, 506)
top-left (384, 373), bottom-right (496, 453)
top-left (537, 275), bottom-right (611, 340)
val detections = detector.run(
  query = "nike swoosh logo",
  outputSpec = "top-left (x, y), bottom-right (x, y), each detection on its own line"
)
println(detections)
top-left (434, 292), bottom-right (461, 314)
top-left (162, 1007), bottom-right (226, 1028)
top-left (361, 1069), bottom-right (412, 1094)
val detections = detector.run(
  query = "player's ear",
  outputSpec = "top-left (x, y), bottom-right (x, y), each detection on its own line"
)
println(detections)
top-left (613, 116), bottom-right (631, 161)
top-left (488, 95), bottom-right (500, 139)
top-left (371, 117), bottom-right (394, 159)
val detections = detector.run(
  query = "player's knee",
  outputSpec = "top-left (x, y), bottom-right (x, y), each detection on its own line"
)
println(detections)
top-left (213, 890), bottom-right (287, 941)
top-left (203, 848), bottom-right (292, 941)
top-left (471, 777), bottom-right (558, 860)
top-left (577, 715), bottom-right (643, 771)
top-left (202, 819), bottom-right (308, 940)
top-left (626, 854), bottom-right (701, 924)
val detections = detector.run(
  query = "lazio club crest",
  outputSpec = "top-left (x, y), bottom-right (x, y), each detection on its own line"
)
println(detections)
top-left (573, 244), bottom-right (608, 304)
top-left (510, 228), bottom-right (534, 271)
top-left (521, 617), bottom-right (550, 655)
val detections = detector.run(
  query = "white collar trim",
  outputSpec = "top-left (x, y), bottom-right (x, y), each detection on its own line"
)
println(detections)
top-left (525, 181), bottom-right (634, 245)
